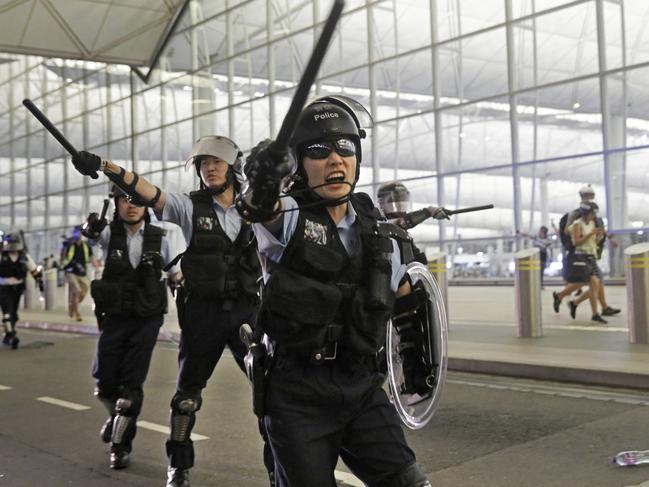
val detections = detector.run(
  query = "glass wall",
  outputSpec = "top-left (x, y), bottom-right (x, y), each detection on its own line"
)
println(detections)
top-left (1, 0), bottom-right (648, 278)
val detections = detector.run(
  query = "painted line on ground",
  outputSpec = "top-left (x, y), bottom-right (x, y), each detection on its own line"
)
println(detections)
top-left (333, 470), bottom-right (364, 486)
top-left (448, 378), bottom-right (649, 406)
top-left (137, 420), bottom-right (209, 441)
top-left (624, 480), bottom-right (649, 487)
top-left (36, 396), bottom-right (91, 411)
top-left (0, 384), bottom-right (12, 391)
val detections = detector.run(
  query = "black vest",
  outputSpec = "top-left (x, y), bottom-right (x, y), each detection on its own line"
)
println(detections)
top-left (90, 221), bottom-right (167, 317)
top-left (0, 253), bottom-right (28, 280)
top-left (260, 192), bottom-right (395, 357)
top-left (180, 190), bottom-right (261, 299)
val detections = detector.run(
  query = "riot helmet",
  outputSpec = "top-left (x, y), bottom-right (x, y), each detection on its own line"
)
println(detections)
top-left (579, 184), bottom-right (595, 201)
top-left (185, 135), bottom-right (244, 195)
top-left (377, 182), bottom-right (411, 218)
top-left (2, 233), bottom-right (24, 252)
top-left (110, 185), bottom-right (149, 223)
top-left (288, 95), bottom-right (372, 189)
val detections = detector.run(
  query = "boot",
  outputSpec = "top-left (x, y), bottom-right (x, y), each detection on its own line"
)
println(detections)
top-left (11, 335), bottom-right (19, 349)
top-left (2, 333), bottom-right (11, 346)
top-left (166, 466), bottom-right (191, 487)
top-left (110, 449), bottom-right (130, 469)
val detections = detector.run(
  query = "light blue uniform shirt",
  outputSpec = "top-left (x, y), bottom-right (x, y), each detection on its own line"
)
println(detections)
top-left (253, 196), bottom-right (407, 292)
top-left (91, 223), bottom-right (181, 274)
top-left (160, 192), bottom-right (242, 244)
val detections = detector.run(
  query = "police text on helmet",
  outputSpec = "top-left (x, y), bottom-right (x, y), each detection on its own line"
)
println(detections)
top-left (314, 112), bottom-right (339, 121)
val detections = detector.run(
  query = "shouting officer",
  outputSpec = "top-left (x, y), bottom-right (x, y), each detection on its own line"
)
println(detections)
top-left (0, 233), bottom-right (42, 349)
top-left (237, 96), bottom-right (432, 487)
top-left (82, 187), bottom-right (182, 469)
top-left (69, 136), bottom-right (268, 487)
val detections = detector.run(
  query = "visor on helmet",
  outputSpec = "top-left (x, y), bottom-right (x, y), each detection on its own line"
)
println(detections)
top-left (184, 135), bottom-right (241, 169)
top-left (377, 182), bottom-right (411, 217)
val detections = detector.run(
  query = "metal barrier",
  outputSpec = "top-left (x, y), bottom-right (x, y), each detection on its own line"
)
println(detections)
top-left (43, 269), bottom-right (59, 310)
top-left (625, 243), bottom-right (649, 344)
top-left (514, 248), bottom-right (542, 337)
top-left (427, 252), bottom-right (448, 323)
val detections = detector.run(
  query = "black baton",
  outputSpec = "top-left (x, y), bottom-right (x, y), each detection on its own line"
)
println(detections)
top-left (271, 0), bottom-right (345, 154)
top-left (446, 204), bottom-right (494, 216)
top-left (22, 98), bottom-right (78, 157)
top-left (99, 199), bottom-right (110, 220)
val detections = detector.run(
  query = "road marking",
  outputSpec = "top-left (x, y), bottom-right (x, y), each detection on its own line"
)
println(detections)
top-left (624, 481), bottom-right (649, 487)
top-left (137, 420), bottom-right (209, 441)
top-left (448, 378), bottom-right (649, 406)
top-left (0, 384), bottom-right (11, 391)
top-left (37, 396), bottom-right (91, 411)
top-left (453, 320), bottom-right (627, 332)
top-left (334, 470), bottom-right (364, 486)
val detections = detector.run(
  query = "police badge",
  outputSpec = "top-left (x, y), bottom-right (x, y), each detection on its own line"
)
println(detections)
top-left (304, 219), bottom-right (328, 245)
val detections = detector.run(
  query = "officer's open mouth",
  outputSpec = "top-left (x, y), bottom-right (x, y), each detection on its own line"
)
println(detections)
top-left (325, 171), bottom-right (345, 183)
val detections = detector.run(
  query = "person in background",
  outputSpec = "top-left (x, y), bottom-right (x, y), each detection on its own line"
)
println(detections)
top-left (0, 233), bottom-right (42, 349)
top-left (61, 226), bottom-right (95, 322)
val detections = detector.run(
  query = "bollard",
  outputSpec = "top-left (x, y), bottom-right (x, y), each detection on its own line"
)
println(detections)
top-left (625, 243), bottom-right (649, 344)
top-left (427, 252), bottom-right (449, 323)
top-left (514, 248), bottom-right (542, 337)
top-left (43, 268), bottom-right (59, 310)
top-left (22, 273), bottom-right (40, 310)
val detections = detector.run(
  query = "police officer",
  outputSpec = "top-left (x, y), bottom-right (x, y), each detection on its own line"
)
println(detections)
top-left (68, 136), bottom-right (269, 487)
top-left (377, 181), bottom-right (449, 231)
top-left (82, 186), bottom-right (182, 469)
top-left (237, 96), bottom-right (432, 487)
top-left (0, 233), bottom-right (42, 349)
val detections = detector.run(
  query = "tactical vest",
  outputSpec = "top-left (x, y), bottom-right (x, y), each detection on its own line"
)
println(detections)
top-left (180, 190), bottom-right (261, 299)
top-left (260, 192), bottom-right (395, 358)
top-left (90, 221), bottom-right (167, 317)
top-left (0, 253), bottom-right (28, 280)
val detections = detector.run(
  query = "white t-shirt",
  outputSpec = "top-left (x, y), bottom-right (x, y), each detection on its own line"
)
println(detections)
top-left (569, 218), bottom-right (598, 256)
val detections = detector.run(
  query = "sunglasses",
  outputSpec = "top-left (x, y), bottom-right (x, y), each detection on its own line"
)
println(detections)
top-left (303, 138), bottom-right (356, 159)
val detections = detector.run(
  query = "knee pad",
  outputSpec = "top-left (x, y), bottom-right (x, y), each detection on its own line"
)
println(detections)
top-left (115, 387), bottom-right (144, 417)
top-left (384, 463), bottom-right (431, 487)
top-left (169, 392), bottom-right (201, 443)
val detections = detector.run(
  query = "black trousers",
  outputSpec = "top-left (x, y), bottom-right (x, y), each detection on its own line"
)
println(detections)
top-left (92, 313), bottom-right (163, 399)
top-left (176, 293), bottom-right (257, 392)
top-left (264, 357), bottom-right (417, 487)
top-left (0, 284), bottom-right (24, 330)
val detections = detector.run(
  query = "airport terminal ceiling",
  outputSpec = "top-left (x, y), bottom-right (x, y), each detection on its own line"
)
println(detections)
top-left (0, 0), bottom-right (648, 275)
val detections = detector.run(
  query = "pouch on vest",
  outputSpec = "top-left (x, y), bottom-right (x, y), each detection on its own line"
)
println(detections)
top-left (343, 288), bottom-right (393, 355)
top-left (91, 280), bottom-right (124, 316)
top-left (180, 254), bottom-right (227, 297)
top-left (290, 242), bottom-right (344, 281)
top-left (133, 280), bottom-right (168, 317)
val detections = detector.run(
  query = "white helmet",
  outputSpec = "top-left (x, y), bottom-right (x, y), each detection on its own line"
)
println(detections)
top-left (185, 135), bottom-right (244, 187)
top-left (578, 184), bottom-right (595, 200)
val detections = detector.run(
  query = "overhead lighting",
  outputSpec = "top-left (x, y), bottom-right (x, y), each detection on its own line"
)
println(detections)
top-left (182, 85), bottom-right (192, 91)
top-left (572, 102), bottom-right (581, 109)
top-left (459, 132), bottom-right (466, 138)
top-left (631, 221), bottom-right (644, 228)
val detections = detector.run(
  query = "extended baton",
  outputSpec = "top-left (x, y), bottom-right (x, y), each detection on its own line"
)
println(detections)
top-left (22, 98), bottom-right (78, 157)
top-left (271, 0), bottom-right (345, 153)
top-left (446, 204), bottom-right (494, 216)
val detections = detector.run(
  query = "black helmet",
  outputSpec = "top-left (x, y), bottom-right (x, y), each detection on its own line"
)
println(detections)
top-left (377, 181), bottom-right (411, 217)
top-left (289, 95), bottom-right (372, 186)
top-left (2, 233), bottom-right (24, 252)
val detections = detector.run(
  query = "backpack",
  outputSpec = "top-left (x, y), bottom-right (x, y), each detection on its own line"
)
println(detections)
top-left (558, 212), bottom-right (574, 253)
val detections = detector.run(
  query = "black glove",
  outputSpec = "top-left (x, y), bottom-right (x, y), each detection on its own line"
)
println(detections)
top-left (81, 212), bottom-right (107, 239)
top-left (244, 139), bottom-right (290, 212)
top-left (72, 151), bottom-right (101, 179)
top-left (429, 207), bottom-right (451, 220)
